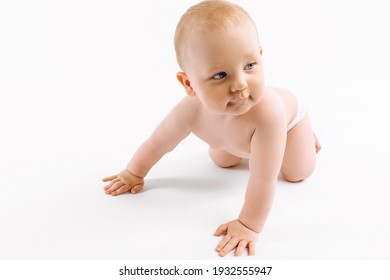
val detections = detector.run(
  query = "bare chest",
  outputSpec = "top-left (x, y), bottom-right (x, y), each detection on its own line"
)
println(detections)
top-left (191, 115), bottom-right (254, 158)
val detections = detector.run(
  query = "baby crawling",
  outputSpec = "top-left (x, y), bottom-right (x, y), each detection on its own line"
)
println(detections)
top-left (103, 0), bottom-right (321, 257)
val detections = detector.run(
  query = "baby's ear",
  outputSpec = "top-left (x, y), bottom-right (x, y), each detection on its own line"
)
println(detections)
top-left (176, 72), bottom-right (196, 97)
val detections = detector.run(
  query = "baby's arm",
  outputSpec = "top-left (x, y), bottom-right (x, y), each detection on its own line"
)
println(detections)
top-left (103, 98), bottom-right (193, 195)
top-left (215, 104), bottom-right (287, 256)
top-left (239, 118), bottom-right (286, 232)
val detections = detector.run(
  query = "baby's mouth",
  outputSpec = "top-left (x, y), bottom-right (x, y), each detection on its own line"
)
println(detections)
top-left (228, 97), bottom-right (249, 107)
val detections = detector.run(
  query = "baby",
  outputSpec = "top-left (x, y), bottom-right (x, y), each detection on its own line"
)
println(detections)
top-left (103, 0), bottom-right (321, 257)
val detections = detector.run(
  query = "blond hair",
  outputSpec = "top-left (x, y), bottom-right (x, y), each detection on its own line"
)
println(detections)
top-left (174, 0), bottom-right (256, 70)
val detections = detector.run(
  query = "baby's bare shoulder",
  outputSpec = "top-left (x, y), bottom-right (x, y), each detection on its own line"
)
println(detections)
top-left (175, 96), bottom-right (201, 115)
top-left (248, 88), bottom-right (287, 127)
top-left (266, 86), bottom-right (297, 123)
top-left (252, 88), bottom-right (285, 115)
top-left (170, 96), bottom-right (201, 124)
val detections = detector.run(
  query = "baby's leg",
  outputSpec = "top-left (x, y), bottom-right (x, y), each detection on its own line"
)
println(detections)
top-left (281, 114), bottom-right (318, 182)
top-left (209, 147), bottom-right (242, 168)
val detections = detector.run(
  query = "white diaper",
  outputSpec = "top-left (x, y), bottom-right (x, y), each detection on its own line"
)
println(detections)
top-left (287, 96), bottom-right (306, 132)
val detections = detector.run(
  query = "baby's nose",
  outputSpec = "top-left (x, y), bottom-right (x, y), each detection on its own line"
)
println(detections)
top-left (230, 74), bottom-right (247, 93)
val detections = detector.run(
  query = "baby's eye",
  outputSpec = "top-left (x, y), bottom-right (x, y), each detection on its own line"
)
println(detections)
top-left (244, 63), bottom-right (256, 70)
top-left (212, 72), bottom-right (227, 79)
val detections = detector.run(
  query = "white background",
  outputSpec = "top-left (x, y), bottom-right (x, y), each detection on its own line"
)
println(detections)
top-left (1, 0), bottom-right (390, 260)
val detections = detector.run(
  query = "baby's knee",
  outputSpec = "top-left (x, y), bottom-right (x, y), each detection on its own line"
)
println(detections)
top-left (282, 174), bottom-right (305, 183)
top-left (213, 159), bottom-right (241, 168)
top-left (281, 166), bottom-right (315, 183)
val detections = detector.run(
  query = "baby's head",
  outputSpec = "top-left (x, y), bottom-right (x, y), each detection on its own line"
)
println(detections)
top-left (174, 0), bottom-right (265, 115)
top-left (174, 0), bottom-right (259, 72)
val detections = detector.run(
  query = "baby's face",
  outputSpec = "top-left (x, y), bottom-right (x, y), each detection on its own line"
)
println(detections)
top-left (183, 17), bottom-right (265, 115)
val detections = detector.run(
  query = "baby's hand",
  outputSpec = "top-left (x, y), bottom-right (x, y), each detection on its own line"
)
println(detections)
top-left (103, 169), bottom-right (144, 196)
top-left (214, 219), bottom-right (259, 257)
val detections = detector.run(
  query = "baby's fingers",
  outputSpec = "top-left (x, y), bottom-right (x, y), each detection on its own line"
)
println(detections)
top-left (102, 175), bottom-right (117, 182)
top-left (248, 242), bottom-right (255, 256)
top-left (104, 178), bottom-right (119, 191)
top-left (214, 224), bottom-right (228, 236)
top-left (105, 180), bottom-right (124, 195)
top-left (110, 184), bottom-right (143, 196)
top-left (234, 240), bottom-right (248, 256)
top-left (216, 235), bottom-right (230, 253)
top-left (130, 184), bottom-right (143, 194)
top-left (111, 184), bottom-right (131, 196)
top-left (219, 237), bottom-right (239, 257)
